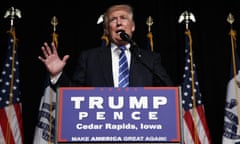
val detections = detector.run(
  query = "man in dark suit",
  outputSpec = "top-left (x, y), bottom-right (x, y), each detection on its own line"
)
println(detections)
top-left (38, 4), bottom-right (173, 87)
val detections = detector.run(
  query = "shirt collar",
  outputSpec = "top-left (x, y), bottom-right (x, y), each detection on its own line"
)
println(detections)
top-left (111, 43), bottom-right (130, 50)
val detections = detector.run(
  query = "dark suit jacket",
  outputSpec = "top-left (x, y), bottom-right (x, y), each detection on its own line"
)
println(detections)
top-left (57, 45), bottom-right (173, 87)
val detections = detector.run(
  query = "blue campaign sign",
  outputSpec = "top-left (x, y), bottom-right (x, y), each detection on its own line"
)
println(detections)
top-left (56, 87), bottom-right (181, 143)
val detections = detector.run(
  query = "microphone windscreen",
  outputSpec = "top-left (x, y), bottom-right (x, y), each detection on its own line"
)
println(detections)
top-left (117, 30), bottom-right (130, 42)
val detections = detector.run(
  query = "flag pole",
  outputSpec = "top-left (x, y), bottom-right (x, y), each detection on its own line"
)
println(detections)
top-left (48, 16), bottom-right (59, 144)
top-left (185, 29), bottom-right (199, 143)
top-left (227, 13), bottom-right (240, 135)
top-left (146, 16), bottom-right (154, 52)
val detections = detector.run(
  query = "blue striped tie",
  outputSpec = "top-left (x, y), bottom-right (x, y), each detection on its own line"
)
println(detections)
top-left (118, 46), bottom-right (129, 87)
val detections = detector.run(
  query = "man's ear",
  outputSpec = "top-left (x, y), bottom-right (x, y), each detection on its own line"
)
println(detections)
top-left (104, 28), bottom-right (109, 35)
top-left (103, 22), bottom-right (109, 35)
top-left (131, 22), bottom-right (135, 32)
top-left (132, 27), bottom-right (135, 32)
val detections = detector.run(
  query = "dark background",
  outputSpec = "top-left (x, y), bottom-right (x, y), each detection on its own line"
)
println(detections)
top-left (0, 0), bottom-right (239, 143)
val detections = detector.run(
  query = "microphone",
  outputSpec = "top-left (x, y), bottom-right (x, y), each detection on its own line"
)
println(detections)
top-left (117, 30), bottom-right (138, 49)
top-left (117, 30), bottom-right (131, 42)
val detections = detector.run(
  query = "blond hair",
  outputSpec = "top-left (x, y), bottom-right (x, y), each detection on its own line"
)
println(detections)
top-left (103, 4), bottom-right (134, 29)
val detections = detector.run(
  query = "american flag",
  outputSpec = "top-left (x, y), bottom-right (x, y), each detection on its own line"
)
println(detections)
top-left (0, 29), bottom-right (24, 144)
top-left (222, 29), bottom-right (240, 143)
top-left (181, 30), bottom-right (212, 144)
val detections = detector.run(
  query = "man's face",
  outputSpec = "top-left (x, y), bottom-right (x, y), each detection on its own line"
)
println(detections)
top-left (106, 8), bottom-right (135, 46)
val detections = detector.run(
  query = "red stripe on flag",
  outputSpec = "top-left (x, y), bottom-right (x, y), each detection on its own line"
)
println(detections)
top-left (14, 103), bottom-right (24, 143)
top-left (184, 110), bottom-right (201, 144)
top-left (196, 106), bottom-right (212, 142)
top-left (0, 107), bottom-right (15, 144)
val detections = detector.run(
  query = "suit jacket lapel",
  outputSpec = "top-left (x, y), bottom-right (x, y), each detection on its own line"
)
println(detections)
top-left (129, 52), bottom-right (137, 86)
top-left (99, 46), bottom-right (114, 85)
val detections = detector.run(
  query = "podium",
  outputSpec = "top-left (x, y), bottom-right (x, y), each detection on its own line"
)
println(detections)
top-left (55, 87), bottom-right (183, 144)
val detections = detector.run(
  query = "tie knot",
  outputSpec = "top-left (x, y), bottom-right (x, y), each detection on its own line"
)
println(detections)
top-left (119, 46), bottom-right (126, 51)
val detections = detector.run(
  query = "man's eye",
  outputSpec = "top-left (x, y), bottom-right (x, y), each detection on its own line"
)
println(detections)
top-left (110, 18), bottom-right (117, 22)
top-left (120, 15), bottom-right (128, 20)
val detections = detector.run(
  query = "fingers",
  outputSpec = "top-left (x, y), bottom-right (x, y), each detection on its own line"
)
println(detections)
top-left (38, 56), bottom-right (45, 63)
top-left (62, 55), bottom-right (70, 63)
top-left (40, 42), bottom-right (50, 58)
top-left (40, 42), bottom-right (57, 58)
top-left (39, 42), bottom-right (62, 65)
top-left (44, 42), bottom-right (53, 56)
top-left (51, 42), bottom-right (57, 54)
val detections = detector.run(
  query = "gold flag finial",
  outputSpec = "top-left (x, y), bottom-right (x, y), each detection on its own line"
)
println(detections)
top-left (51, 16), bottom-right (59, 48)
top-left (227, 13), bottom-right (234, 25)
top-left (51, 16), bottom-right (58, 32)
top-left (146, 16), bottom-right (153, 32)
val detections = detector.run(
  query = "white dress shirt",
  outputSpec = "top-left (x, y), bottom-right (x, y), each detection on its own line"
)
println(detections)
top-left (111, 43), bottom-right (131, 87)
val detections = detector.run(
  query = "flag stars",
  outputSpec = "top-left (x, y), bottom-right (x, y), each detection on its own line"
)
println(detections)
top-left (195, 81), bottom-right (199, 86)
top-left (199, 93), bottom-right (202, 97)
top-left (9, 74), bottom-right (12, 79)
top-left (13, 86), bottom-right (17, 90)
top-left (186, 84), bottom-right (191, 89)
top-left (5, 100), bottom-right (9, 105)
top-left (5, 81), bottom-right (10, 86)
top-left (188, 103), bottom-right (193, 108)
top-left (197, 100), bottom-right (202, 104)
top-left (183, 74), bottom-right (186, 78)
top-left (1, 89), bottom-right (6, 94)
top-left (5, 63), bottom-right (10, 67)
top-left (2, 71), bottom-right (6, 75)
top-left (182, 100), bottom-right (186, 105)
top-left (188, 77), bottom-right (192, 82)
top-left (16, 97), bottom-right (20, 102)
